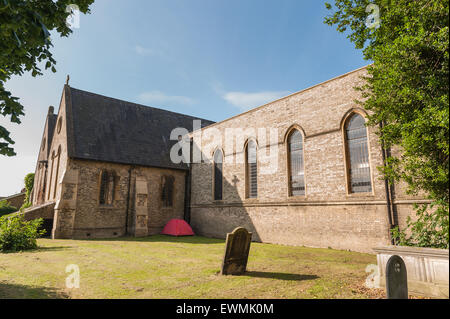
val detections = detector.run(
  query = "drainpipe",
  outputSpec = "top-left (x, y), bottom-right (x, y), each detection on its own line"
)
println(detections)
top-left (183, 138), bottom-right (194, 224)
top-left (379, 121), bottom-right (395, 245)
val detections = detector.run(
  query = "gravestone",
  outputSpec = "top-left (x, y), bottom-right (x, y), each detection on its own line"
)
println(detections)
top-left (386, 255), bottom-right (408, 299)
top-left (221, 227), bottom-right (252, 275)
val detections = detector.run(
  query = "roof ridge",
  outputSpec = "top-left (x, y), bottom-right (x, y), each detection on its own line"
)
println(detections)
top-left (195, 64), bottom-right (370, 132)
top-left (68, 86), bottom-right (215, 123)
top-left (66, 86), bottom-right (214, 169)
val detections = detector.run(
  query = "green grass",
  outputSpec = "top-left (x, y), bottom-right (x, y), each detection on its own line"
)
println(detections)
top-left (0, 235), bottom-right (384, 299)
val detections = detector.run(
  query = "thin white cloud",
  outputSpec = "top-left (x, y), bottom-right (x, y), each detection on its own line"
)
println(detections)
top-left (137, 91), bottom-right (195, 106)
top-left (134, 45), bottom-right (163, 57)
top-left (222, 90), bottom-right (291, 111)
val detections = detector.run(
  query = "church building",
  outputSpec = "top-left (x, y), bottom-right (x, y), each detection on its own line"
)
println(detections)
top-left (30, 84), bottom-right (214, 238)
top-left (28, 66), bottom-right (423, 252)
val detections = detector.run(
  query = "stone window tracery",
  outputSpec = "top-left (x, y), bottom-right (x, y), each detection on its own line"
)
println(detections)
top-left (246, 140), bottom-right (258, 198)
top-left (344, 113), bottom-right (372, 193)
top-left (288, 129), bottom-right (305, 196)
top-left (99, 170), bottom-right (116, 205)
top-left (213, 149), bottom-right (223, 200)
top-left (161, 175), bottom-right (174, 207)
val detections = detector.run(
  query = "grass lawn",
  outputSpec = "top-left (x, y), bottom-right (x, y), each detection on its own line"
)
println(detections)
top-left (0, 235), bottom-right (386, 299)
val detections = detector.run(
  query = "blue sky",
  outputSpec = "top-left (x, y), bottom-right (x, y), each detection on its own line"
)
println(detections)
top-left (0, 0), bottom-right (367, 196)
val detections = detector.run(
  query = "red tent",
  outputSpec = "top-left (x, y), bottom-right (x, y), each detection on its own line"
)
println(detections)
top-left (161, 219), bottom-right (195, 236)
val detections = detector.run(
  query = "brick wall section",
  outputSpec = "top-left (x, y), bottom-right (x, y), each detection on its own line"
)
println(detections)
top-left (189, 67), bottom-right (422, 253)
top-left (67, 159), bottom-right (186, 239)
top-left (30, 85), bottom-right (187, 240)
top-left (32, 107), bottom-right (56, 206)
top-left (21, 202), bottom-right (56, 220)
top-left (3, 192), bottom-right (25, 210)
top-left (42, 86), bottom-right (70, 205)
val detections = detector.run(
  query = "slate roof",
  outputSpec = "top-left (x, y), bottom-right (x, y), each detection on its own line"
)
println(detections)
top-left (65, 86), bottom-right (214, 170)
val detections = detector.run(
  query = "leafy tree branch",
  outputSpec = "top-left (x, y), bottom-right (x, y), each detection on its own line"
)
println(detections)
top-left (0, 0), bottom-right (94, 156)
top-left (325, 0), bottom-right (449, 248)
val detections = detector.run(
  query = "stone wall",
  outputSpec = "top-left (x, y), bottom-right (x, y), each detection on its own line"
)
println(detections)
top-left (374, 246), bottom-right (449, 298)
top-left (59, 158), bottom-right (187, 239)
top-left (129, 165), bottom-right (186, 235)
top-left (189, 67), bottom-right (421, 253)
top-left (32, 106), bottom-right (56, 206)
top-left (21, 202), bottom-right (55, 221)
top-left (30, 85), bottom-right (188, 240)
top-left (3, 192), bottom-right (26, 210)
top-left (34, 86), bottom-right (70, 207)
top-left (191, 203), bottom-right (393, 252)
top-left (47, 87), bottom-right (70, 205)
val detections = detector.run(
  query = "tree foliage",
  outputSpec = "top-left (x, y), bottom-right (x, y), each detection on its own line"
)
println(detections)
top-left (0, 200), bottom-right (17, 217)
top-left (0, 215), bottom-right (45, 252)
top-left (0, 0), bottom-right (94, 156)
top-left (325, 0), bottom-right (449, 248)
top-left (21, 172), bottom-right (34, 209)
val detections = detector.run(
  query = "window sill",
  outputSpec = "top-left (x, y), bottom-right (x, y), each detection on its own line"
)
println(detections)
top-left (286, 195), bottom-right (309, 201)
top-left (345, 192), bottom-right (375, 198)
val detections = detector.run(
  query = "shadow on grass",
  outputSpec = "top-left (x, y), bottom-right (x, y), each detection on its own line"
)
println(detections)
top-left (36, 246), bottom-right (73, 252)
top-left (1, 246), bottom-right (73, 254)
top-left (244, 271), bottom-right (319, 282)
top-left (0, 282), bottom-right (69, 299)
top-left (82, 235), bottom-right (225, 245)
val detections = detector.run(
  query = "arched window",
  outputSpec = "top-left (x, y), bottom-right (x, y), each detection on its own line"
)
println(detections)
top-left (52, 145), bottom-right (61, 199)
top-left (99, 170), bottom-right (109, 205)
top-left (99, 170), bottom-right (116, 205)
top-left (213, 149), bottom-right (223, 200)
top-left (246, 140), bottom-right (258, 198)
top-left (288, 130), bottom-right (305, 196)
top-left (37, 162), bottom-right (47, 204)
top-left (47, 151), bottom-right (55, 200)
top-left (57, 117), bottom-right (62, 134)
top-left (161, 175), bottom-right (174, 207)
top-left (344, 113), bottom-right (372, 193)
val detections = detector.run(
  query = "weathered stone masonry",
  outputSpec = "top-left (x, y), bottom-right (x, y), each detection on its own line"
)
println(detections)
top-left (30, 84), bottom-right (213, 239)
top-left (27, 66), bottom-right (423, 253)
top-left (64, 159), bottom-right (187, 239)
top-left (188, 67), bottom-right (421, 253)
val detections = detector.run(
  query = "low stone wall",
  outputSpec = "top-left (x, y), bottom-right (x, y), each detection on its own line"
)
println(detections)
top-left (2, 192), bottom-right (26, 210)
top-left (373, 246), bottom-right (449, 298)
top-left (21, 202), bottom-right (56, 221)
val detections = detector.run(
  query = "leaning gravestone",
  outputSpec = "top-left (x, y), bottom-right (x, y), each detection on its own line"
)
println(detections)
top-left (386, 255), bottom-right (408, 299)
top-left (221, 227), bottom-right (252, 275)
